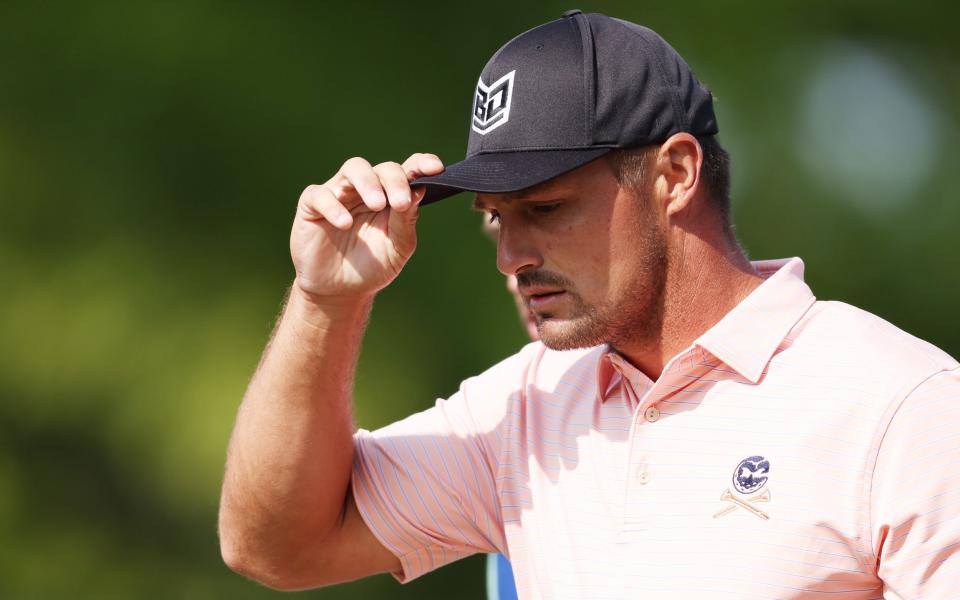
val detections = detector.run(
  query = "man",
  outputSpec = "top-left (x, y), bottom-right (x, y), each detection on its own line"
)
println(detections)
top-left (218, 11), bottom-right (960, 598)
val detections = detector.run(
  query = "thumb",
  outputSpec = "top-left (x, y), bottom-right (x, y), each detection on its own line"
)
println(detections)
top-left (412, 185), bottom-right (428, 205)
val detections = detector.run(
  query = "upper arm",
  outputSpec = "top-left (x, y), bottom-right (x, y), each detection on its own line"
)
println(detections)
top-left (308, 489), bottom-right (403, 587)
top-left (872, 367), bottom-right (960, 597)
top-left (324, 346), bottom-right (532, 586)
top-left (348, 380), bottom-right (514, 582)
top-left (220, 485), bottom-right (400, 592)
top-left (282, 380), bottom-right (511, 590)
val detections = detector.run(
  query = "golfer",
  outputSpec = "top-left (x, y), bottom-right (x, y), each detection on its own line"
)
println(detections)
top-left (219, 11), bottom-right (960, 598)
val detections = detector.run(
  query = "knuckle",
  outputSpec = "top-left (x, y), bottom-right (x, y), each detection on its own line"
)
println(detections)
top-left (300, 184), bottom-right (320, 200)
top-left (342, 156), bottom-right (371, 173)
top-left (344, 156), bottom-right (367, 167)
top-left (374, 161), bottom-right (403, 173)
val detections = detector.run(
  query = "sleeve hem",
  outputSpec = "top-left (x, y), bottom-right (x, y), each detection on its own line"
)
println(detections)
top-left (351, 433), bottom-right (432, 583)
top-left (859, 366), bottom-right (959, 574)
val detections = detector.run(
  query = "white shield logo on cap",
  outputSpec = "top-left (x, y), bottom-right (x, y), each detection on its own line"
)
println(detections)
top-left (472, 70), bottom-right (515, 135)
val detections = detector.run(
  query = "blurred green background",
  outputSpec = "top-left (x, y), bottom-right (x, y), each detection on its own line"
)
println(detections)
top-left (1, 0), bottom-right (957, 598)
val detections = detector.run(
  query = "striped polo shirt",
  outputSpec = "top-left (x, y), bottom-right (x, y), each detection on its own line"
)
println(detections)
top-left (351, 257), bottom-right (960, 599)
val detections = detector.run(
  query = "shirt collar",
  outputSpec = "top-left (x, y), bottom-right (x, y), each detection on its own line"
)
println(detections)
top-left (696, 257), bottom-right (815, 383)
top-left (596, 350), bottom-right (627, 403)
top-left (596, 257), bottom-right (816, 399)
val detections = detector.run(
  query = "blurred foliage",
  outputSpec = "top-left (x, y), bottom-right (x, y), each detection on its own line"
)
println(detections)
top-left (0, 0), bottom-right (957, 598)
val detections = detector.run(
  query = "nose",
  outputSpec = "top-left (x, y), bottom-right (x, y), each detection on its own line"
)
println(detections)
top-left (496, 221), bottom-right (542, 276)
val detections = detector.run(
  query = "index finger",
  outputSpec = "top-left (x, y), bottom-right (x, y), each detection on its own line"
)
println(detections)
top-left (336, 156), bottom-right (388, 211)
top-left (401, 153), bottom-right (444, 181)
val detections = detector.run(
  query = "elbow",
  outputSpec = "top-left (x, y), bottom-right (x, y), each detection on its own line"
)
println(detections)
top-left (219, 535), bottom-right (276, 589)
top-left (217, 488), bottom-right (348, 590)
top-left (219, 525), bottom-right (333, 591)
top-left (221, 537), bottom-right (261, 585)
top-left (220, 541), bottom-right (305, 591)
top-left (218, 527), bottom-right (304, 591)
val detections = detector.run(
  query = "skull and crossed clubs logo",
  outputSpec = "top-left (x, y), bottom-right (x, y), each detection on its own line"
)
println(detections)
top-left (713, 455), bottom-right (771, 520)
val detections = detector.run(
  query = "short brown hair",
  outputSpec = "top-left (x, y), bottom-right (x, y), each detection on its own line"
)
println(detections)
top-left (605, 135), bottom-right (731, 226)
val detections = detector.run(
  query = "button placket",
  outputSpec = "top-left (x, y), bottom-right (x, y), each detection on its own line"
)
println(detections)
top-left (621, 413), bottom-right (652, 539)
top-left (619, 347), bottom-right (703, 542)
top-left (617, 359), bottom-right (667, 541)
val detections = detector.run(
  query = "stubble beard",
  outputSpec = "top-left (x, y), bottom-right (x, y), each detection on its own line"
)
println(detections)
top-left (532, 222), bottom-right (668, 352)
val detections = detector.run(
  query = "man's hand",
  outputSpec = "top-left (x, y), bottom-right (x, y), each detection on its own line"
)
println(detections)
top-left (291, 153), bottom-right (444, 300)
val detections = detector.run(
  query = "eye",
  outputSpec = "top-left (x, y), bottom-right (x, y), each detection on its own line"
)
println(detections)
top-left (531, 202), bottom-right (561, 215)
top-left (487, 210), bottom-right (501, 224)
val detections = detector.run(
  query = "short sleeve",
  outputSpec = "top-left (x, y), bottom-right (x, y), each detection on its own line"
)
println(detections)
top-left (871, 366), bottom-right (960, 598)
top-left (350, 345), bottom-right (538, 583)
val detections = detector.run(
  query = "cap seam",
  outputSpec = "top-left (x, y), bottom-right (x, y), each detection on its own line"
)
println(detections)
top-left (614, 20), bottom-right (689, 133)
top-left (647, 40), bottom-right (688, 133)
top-left (573, 13), bottom-right (596, 146)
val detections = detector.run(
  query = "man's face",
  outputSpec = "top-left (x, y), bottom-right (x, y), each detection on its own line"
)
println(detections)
top-left (474, 156), bottom-right (668, 351)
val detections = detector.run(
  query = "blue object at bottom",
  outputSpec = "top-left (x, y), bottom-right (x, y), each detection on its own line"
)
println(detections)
top-left (485, 553), bottom-right (518, 600)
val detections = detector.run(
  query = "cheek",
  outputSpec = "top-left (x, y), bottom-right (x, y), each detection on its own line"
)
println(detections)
top-left (607, 228), bottom-right (656, 294)
top-left (604, 256), bottom-right (634, 300)
top-left (548, 231), bottom-right (598, 272)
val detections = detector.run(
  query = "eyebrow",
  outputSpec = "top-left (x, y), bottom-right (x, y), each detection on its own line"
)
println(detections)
top-left (472, 184), bottom-right (567, 211)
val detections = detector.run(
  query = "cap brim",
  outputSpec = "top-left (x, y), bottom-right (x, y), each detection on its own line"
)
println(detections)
top-left (411, 148), bottom-right (612, 205)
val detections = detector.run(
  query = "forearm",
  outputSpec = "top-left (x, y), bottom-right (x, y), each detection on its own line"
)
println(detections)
top-left (219, 282), bottom-right (373, 573)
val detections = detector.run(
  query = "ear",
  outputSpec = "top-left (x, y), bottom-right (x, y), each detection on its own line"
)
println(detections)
top-left (652, 133), bottom-right (703, 218)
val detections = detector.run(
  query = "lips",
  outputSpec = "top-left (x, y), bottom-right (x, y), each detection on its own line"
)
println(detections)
top-left (521, 287), bottom-right (567, 310)
top-left (519, 286), bottom-right (563, 298)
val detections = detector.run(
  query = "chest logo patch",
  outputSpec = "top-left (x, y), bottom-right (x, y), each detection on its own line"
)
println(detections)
top-left (714, 455), bottom-right (771, 520)
top-left (733, 455), bottom-right (770, 493)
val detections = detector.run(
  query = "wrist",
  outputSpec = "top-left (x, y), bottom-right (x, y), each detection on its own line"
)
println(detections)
top-left (288, 279), bottom-right (375, 330)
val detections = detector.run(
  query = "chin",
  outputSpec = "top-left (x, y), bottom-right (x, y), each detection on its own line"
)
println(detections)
top-left (536, 317), bottom-right (607, 351)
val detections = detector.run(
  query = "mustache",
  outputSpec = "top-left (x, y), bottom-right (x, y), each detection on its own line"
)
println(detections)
top-left (516, 269), bottom-right (574, 290)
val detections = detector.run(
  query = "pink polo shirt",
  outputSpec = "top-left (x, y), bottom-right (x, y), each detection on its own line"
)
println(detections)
top-left (351, 257), bottom-right (960, 599)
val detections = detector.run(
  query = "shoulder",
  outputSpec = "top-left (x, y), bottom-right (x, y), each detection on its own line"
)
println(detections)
top-left (440, 342), bottom-right (605, 438)
top-left (464, 341), bottom-right (605, 389)
top-left (793, 300), bottom-right (957, 382)
top-left (457, 342), bottom-right (606, 427)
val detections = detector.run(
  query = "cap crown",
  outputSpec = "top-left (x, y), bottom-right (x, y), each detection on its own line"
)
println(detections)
top-left (468, 17), bottom-right (589, 156)
top-left (465, 12), bottom-right (718, 158)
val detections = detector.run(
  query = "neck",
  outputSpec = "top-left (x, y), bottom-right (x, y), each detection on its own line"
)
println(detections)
top-left (615, 229), bottom-right (764, 380)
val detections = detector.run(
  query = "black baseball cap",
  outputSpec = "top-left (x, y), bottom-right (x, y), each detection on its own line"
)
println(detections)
top-left (412, 10), bottom-right (718, 205)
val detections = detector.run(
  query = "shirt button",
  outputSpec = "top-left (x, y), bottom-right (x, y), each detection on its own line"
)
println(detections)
top-left (636, 468), bottom-right (650, 485)
top-left (644, 406), bottom-right (660, 422)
